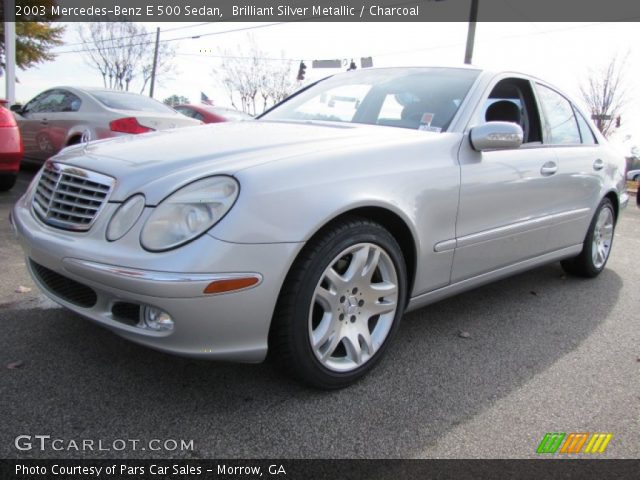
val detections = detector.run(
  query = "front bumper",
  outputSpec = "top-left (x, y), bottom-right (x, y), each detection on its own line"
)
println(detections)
top-left (11, 194), bottom-right (303, 362)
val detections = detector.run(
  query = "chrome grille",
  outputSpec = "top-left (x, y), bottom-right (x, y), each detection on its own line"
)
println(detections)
top-left (32, 162), bottom-right (115, 231)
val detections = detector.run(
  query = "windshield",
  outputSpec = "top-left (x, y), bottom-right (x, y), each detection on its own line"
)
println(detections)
top-left (262, 67), bottom-right (480, 132)
top-left (90, 91), bottom-right (177, 114)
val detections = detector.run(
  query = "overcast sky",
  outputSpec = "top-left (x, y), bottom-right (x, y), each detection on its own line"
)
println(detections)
top-left (9, 21), bottom-right (640, 154)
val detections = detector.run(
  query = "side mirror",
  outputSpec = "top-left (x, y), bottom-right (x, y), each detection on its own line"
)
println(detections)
top-left (469, 121), bottom-right (523, 151)
top-left (10, 104), bottom-right (24, 114)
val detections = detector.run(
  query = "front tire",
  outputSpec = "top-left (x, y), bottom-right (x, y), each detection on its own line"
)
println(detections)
top-left (561, 198), bottom-right (616, 277)
top-left (270, 217), bottom-right (407, 389)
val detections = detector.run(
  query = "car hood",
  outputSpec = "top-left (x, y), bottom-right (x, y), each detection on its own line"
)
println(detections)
top-left (53, 120), bottom-right (446, 204)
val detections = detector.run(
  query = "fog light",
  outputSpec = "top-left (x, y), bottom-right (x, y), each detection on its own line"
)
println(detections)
top-left (143, 306), bottom-right (174, 332)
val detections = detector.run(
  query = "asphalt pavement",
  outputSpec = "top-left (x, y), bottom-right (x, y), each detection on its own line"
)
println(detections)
top-left (1, 169), bottom-right (638, 459)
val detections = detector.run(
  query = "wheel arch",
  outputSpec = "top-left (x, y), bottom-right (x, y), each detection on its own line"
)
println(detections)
top-left (284, 204), bottom-right (419, 306)
top-left (66, 134), bottom-right (82, 146)
top-left (603, 190), bottom-right (619, 222)
top-left (337, 206), bottom-right (417, 298)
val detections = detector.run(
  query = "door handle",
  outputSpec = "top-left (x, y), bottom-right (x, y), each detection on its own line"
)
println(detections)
top-left (593, 158), bottom-right (604, 171)
top-left (540, 161), bottom-right (558, 176)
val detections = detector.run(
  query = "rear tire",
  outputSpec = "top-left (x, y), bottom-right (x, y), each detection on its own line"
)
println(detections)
top-left (0, 173), bottom-right (17, 192)
top-left (561, 198), bottom-right (615, 278)
top-left (270, 217), bottom-right (407, 389)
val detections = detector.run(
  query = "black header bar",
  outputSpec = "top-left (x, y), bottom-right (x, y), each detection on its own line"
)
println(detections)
top-left (4, 0), bottom-right (640, 22)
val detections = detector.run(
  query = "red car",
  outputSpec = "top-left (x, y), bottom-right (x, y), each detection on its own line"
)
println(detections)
top-left (174, 104), bottom-right (253, 123)
top-left (0, 106), bottom-right (23, 191)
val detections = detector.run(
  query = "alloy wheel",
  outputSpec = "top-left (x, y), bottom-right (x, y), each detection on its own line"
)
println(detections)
top-left (591, 206), bottom-right (614, 269)
top-left (308, 242), bottom-right (399, 372)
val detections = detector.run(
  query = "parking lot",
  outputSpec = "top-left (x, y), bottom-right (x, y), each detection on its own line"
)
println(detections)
top-left (1, 168), bottom-right (638, 459)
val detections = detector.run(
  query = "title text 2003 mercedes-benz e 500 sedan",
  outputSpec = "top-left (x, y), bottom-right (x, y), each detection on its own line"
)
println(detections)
top-left (11, 67), bottom-right (628, 388)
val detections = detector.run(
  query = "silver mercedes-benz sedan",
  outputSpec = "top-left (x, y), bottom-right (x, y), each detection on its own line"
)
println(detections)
top-left (11, 67), bottom-right (628, 388)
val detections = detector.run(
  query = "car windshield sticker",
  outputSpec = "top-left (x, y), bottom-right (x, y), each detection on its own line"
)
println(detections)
top-left (418, 112), bottom-right (441, 132)
top-left (420, 112), bottom-right (434, 126)
top-left (419, 125), bottom-right (442, 132)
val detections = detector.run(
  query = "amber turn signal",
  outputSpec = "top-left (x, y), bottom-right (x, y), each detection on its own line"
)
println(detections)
top-left (203, 277), bottom-right (260, 294)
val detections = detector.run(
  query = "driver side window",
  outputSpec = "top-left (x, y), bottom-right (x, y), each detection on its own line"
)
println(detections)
top-left (22, 91), bottom-right (49, 114)
top-left (483, 78), bottom-right (542, 144)
top-left (26, 91), bottom-right (66, 114)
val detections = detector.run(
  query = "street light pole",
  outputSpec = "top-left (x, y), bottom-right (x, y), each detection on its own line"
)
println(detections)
top-left (4, 0), bottom-right (16, 105)
top-left (464, 0), bottom-right (479, 65)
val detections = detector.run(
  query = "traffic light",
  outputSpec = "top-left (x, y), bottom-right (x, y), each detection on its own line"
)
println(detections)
top-left (347, 59), bottom-right (357, 71)
top-left (297, 61), bottom-right (307, 81)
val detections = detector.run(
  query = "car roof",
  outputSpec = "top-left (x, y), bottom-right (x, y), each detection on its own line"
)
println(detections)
top-left (52, 86), bottom-right (149, 95)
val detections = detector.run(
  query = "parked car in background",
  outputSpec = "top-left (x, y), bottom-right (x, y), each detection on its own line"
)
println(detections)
top-left (174, 104), bottom-right (253, 123)
top-left (0, 105), bottom-right (23, 191)
top-left (11, 67), bottom-right (628, 388)
top-left (626, 169), bottom-right (640, 181)
top-left (11, 87), bottom-right (202, 165)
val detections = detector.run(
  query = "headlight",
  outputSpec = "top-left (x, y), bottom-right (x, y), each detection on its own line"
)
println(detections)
top-left (106, 194), bottom-right (146, 241)
top-left (140, 176), bottom-right (239, 251)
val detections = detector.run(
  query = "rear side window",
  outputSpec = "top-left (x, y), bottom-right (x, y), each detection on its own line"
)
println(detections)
top-left (535, 84), bottom-right (581, 145)
top-left (60, 92), bottom-right (81, 112)
top-left (574, 108), bottom-right (597, 145)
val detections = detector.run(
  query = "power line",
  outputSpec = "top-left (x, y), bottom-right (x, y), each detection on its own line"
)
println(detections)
top-left (177, 52), bottom-right (297, 62)
top-left (54, 22), bottom-right (287, 55)
top-left (54, 22), bottom-right (214, 49)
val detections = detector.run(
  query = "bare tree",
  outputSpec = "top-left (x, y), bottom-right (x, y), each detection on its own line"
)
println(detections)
top-left (262, 52), bottom-right (295, 109)
top-left (77, 23), bottom-right (176, 94)
top-left (139, 42), bottom-right (176, 94)
top-left (213, 37), bottom-right (295, 115)
top-left (580, 55), bottom-right (629, 138)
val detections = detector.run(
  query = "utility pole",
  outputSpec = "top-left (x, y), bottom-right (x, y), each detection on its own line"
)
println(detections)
top-left (149, 27), bottom-right (160, 98)
top-left (4, 0), bottom-right (16, 105)
top-left (464, 0), bottom-right (479, 65)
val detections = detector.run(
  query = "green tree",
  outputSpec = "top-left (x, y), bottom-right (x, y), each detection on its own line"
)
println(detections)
top-left (0, 1), bottom-right (64, 72)
top-left (163, 95), bottom-right (190, 106)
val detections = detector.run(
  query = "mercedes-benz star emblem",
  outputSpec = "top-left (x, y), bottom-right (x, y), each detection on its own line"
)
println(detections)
top-left (81, 130), bottom-right (91, 154)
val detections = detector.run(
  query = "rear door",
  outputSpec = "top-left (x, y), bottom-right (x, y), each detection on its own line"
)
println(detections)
top-left (533, 83), bottom-right (603, 251)
top-left (453, 76), bottom-right (565, 282)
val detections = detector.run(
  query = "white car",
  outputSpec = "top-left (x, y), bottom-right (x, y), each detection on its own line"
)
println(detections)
top-left (626, 169), bottom-right (640, 181)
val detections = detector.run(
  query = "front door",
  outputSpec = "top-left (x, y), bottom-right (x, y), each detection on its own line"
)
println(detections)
top-left (453, 77), bottom-right (564, 282)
